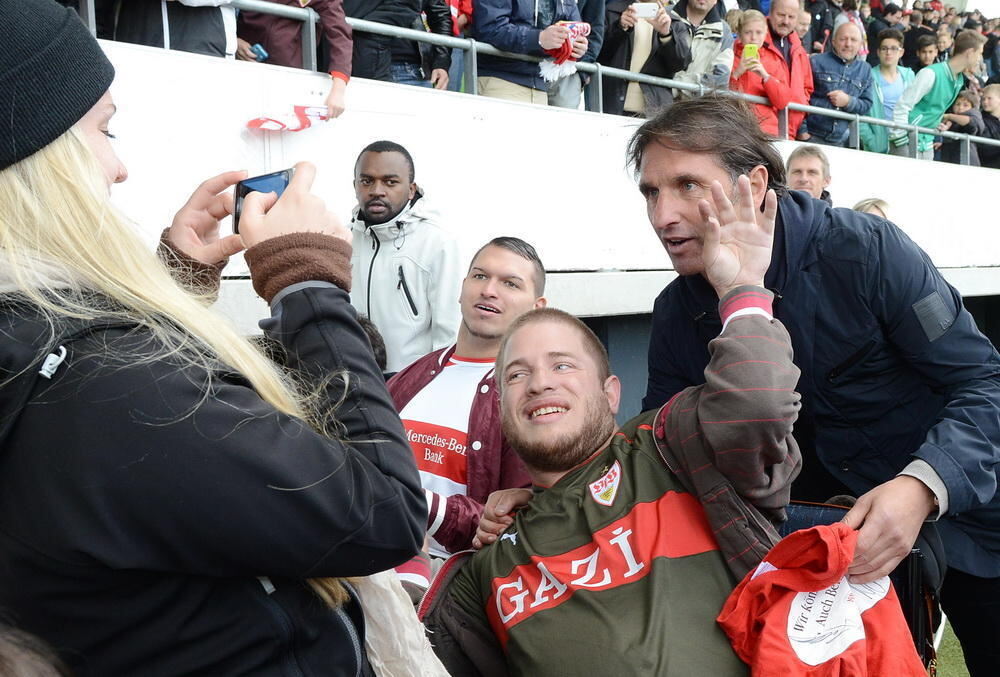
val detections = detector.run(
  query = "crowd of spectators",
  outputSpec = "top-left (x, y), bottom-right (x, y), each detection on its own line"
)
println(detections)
top-left (63, 0), bottom-right (1000, 167)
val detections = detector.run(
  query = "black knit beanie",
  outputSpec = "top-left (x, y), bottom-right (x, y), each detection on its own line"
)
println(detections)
top-left (0, 0), bottom-right (115, 171)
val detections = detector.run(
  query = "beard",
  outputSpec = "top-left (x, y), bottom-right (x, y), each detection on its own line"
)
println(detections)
top-left (359, 199), bottom-right (404, 225)
top-left (502, 392), bottom-right (617, 474)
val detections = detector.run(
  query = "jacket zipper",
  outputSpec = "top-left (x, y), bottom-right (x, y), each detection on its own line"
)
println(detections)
top-left (827, 339), bottom-right (877, 382)
top-left (335, 582), bottom-right (364, 677)
top-left (417, 551), bottom-right (471, 620)
top-left (397, 265), bottom-right (419, 317)
top-left (366, 230), bottom-right (381, 316)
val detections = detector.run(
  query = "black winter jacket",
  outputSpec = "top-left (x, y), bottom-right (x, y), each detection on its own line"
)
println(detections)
top-left (0, 284), bottom-right (425, 676)
top-left (345, 0), bottom-right (420, 27)
top-left (597, 0), bottom-right (686, 115)
top-left (390, 0), bottom-right (452, 74)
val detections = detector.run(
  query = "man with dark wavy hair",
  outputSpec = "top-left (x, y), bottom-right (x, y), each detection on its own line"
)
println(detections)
top-left (637, 94), bottom-right (1000, 676)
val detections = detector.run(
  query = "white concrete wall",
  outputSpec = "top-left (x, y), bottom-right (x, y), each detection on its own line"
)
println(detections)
top-left (102, 41), bottom-right (1000, 331)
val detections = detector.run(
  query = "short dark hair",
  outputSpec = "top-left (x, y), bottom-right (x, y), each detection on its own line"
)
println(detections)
top-left (354, 140), bottom-right (415, 182)
top-left (877, 28), bottom-right (905, 47)
top-left (471, 236), bottom-right (546, 296)
top-left (627, 95), bottom-right (787, 196)
top-left (498, 308), bottom-right (610, 386)
top-left (916, 34), bottom-right (938, 50)
top-left (883, 3), bottom-right (902, 15)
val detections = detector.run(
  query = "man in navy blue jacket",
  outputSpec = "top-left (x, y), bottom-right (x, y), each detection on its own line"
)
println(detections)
top-left (634, 95), bottom-right (1000, 676)
top-left (472, 0), bottom-right (586, 103)
top-left (800, 21), bottom-right (874, 145)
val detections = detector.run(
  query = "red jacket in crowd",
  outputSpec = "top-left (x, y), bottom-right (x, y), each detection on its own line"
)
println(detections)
top-left (387, 345), bottom-right (530, 553)
top-left (446, 0), bottom-right (473, 35)
top-left (731, 32), bottom-right (813, 138)
top-left (238, 0), bottom-right (353, 81)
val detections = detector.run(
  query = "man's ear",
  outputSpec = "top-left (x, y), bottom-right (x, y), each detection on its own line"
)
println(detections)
top-left (604, 375), bottom-right (622, 416)
top-left (749, 164), bottom-right (769, 210)
top-left (534, 296), bottom-right (548, 309)
top-left (408, 182), bottom-right (417, 201)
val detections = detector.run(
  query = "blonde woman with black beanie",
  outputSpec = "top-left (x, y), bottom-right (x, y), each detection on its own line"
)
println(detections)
top-left (0, 1), bottom-right (426, 675)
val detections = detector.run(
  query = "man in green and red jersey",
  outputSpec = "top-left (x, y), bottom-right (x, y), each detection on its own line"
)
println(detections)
top-left (421, 177), bottom-right (803, 676)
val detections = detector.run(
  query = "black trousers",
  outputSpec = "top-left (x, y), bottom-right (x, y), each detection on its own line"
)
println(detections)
top-left (351, 34), bottom-right (393, 81)
top-left (940, 568), bottom-right (1000, 677)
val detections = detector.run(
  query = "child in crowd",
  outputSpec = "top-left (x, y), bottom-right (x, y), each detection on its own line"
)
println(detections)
top-left (731, 10), bottom-right (804, 137)
top-left (938, 89), bottom-right (985, 165)
top-left (726, 8), bottom-right (743, 38)
top-left (861, 28), bottom-right (914, 153)
top-left (978, 83), bottom-right (1000, 169)
top-left (938, 89), bottom-right (983, 167)
top-left (859, 2), bottom-right (872, 23)
top-left (915, 34), bottom-right (939, 71)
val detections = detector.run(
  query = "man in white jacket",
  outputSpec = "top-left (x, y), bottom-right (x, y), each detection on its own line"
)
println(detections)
top-left (350, 141), bottom-right (461, 374)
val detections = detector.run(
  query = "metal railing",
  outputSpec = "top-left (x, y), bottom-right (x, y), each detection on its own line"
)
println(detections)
top-left (79, 0), bottom-right (1000, 166)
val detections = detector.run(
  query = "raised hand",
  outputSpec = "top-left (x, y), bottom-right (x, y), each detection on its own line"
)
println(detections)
top-left (647, 8), bottom-right (671, 36)
top-left (695, 175), bottom-right (777, 298)
top-left (620, 6), bottom-right (638, 30)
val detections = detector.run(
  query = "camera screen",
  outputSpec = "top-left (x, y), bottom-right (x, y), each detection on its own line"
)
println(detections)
top-left (233, 169), bottom-right (293, 233)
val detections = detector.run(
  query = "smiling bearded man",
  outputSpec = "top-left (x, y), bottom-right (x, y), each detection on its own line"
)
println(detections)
top-left (420, 175), bottom-right (803, 677)
top-left (498, 316), bottom-right (618, 475)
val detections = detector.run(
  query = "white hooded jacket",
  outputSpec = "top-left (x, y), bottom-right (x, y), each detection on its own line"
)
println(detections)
top-left (350, 192), bottom-right (461, 373)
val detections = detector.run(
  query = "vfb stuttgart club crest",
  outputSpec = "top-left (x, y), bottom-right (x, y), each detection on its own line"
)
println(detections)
top-left (588, 460), bottom-right (622, 506)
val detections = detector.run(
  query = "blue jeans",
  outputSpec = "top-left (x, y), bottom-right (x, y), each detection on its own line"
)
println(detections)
top-left (448, 47), bottom-right (465, 92)
top-left (390, 62), bottom-right (432, 88)
top-left (777, 503), bottom-right (848, 537)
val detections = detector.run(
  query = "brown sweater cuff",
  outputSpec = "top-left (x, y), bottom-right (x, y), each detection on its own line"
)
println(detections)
top-left (244, 232), bottom-right (352, 304)
top-left (156, 228), bottom-right (226, 302)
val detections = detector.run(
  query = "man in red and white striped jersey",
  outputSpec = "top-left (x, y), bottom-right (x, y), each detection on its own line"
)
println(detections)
top-left (388, 237), bottom-right (547, 594)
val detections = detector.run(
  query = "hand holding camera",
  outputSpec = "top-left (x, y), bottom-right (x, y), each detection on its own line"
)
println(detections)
top-left (237, 162), bottom-right (348, 249)
top-left (167, 170), bottom-right (248, 265)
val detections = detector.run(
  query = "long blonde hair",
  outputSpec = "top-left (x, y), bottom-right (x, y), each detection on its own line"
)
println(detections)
top-left (0, 128), bottom-right (349, 607)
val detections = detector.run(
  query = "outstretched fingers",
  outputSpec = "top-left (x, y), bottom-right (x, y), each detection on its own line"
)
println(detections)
top-left (708, 178), bottom-right (739, 228)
